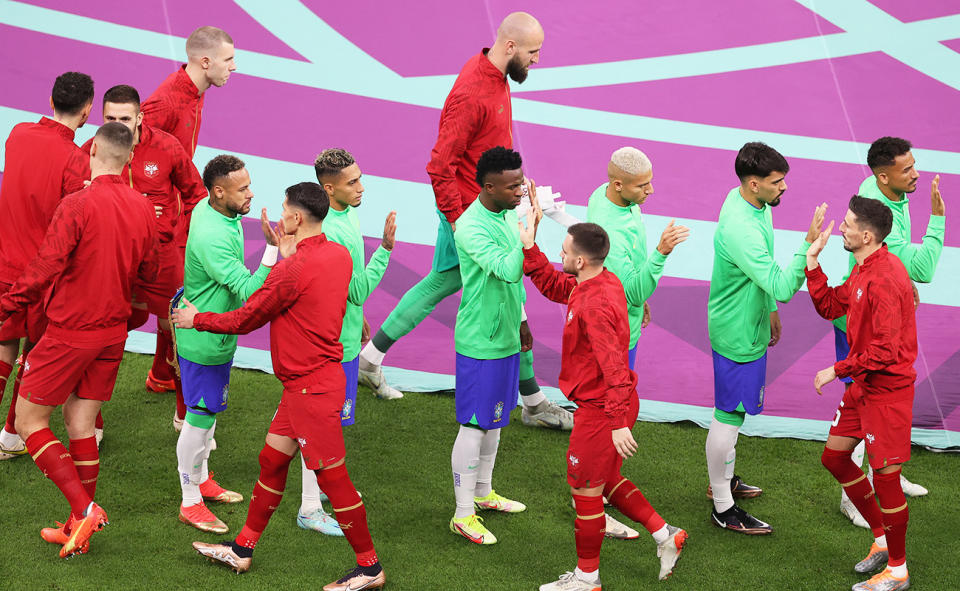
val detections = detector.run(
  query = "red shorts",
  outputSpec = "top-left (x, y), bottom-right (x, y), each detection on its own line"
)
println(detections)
top-left (829, 384), bottom-right (913, 470)
top-left (133, 244), bottom-right (183, 316)
top-left (0, 280), bottom-right (47, 343)
top-left (18, 335), bottom-right (125, 406)
top-left (268, 387), bottom-right (346, 470)
top-left (566, 398), bottom-right (639, 489)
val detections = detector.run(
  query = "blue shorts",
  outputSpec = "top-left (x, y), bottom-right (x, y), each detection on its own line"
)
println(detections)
top-left (455, 353), bottom-right (519, 429)
top-left (712, 350), bottom-right (767, 415)
top-left (628, 342), bottom-right (638, 372)
top-left (340, 356), bottom-right (360, 426)
top-left (178, 356), bottom-right (232, 415)
top-left (833, 326), bottom-right (854, 384)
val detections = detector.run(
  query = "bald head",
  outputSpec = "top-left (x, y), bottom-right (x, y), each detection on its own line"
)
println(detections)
top-left (496, 12), bottom-right (543, 44)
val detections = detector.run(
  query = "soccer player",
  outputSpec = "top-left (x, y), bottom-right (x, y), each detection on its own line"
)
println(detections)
top-left (448, 146), bottom-right (528, 545)
top-left (141, 25), bottom-right (235, 417)
top-left (0, 122), bottom-right (159, 557)
top-left (833, 137), bottom-right (943, 526)
top-left (0, 72), bottom-right (93, 460)
top-left (706, 142), bottom-right (826, 534)
top-left (81, 85), bottom-right (207, 431)
top-left (173, 183), bottom-right (385, 590)
top-left (586, 146), bottom-right (689, 369)
top-left (806, 196), bottom-right (916, 591)
top-left (521, 216), bottom-right (689, 588)
top-left (174, 155), bottom-right (280, 533)
top-left (297, 149), bottom-right (395, 536)
top-left (357, 12), bottom-right (573, 430)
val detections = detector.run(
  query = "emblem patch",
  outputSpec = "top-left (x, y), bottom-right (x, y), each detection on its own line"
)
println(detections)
top-left (144, 161), bottom-right (159, 177)
top-left (493, 401), bottom-right (504, 422)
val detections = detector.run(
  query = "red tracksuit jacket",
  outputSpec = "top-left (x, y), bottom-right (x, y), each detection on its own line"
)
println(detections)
top-left (426, 49), bottom-right (513, 224)
top-left (0, 117), bottom-right (90, 285)
top-left (194, 234), bottom-right (352, 392)
top-left (806, 244), bottom-right (917, 397)
top-left (0, 175), bottom-right (159, 346)
top-left (142, 65), bottom-right (204, 158)
top-left (82, 125), bottom-right (206, 244)
top-left (523, 244), bottom-right (638, 428)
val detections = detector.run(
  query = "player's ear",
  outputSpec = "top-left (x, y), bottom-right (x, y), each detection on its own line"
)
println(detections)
top-left (876, 171), bottom-right (888, 186)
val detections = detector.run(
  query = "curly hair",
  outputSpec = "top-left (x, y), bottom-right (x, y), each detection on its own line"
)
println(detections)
top-left (202, 154), bottom-right (246, 192)
top-left (475, 146), bottom-right (523, 186)
top-left (52, 72), bottom-right (94, 115)
top-left (867, 137), bottom-right (912, 170)
top-left (314, 148), bottom-right (356, 181)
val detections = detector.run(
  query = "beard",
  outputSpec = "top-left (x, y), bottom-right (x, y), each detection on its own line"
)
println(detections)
top-left (768, 190), bottom-right (784, 207)
top-left (506, 55), bottom-right (529, 83)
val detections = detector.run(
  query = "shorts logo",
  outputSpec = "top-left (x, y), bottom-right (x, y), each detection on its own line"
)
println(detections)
top-left (144, 162), bottom-right (160, 177)
top-left (221, 384), bottom-right (229, 405)
top-left (856, 288), bottom-right (863, 301)
top-left (865, 432), bottom-right (875, 444)
top-left (568, 454), bottom-right (580, 467)
top-left (757, 385), bottom-right (765, 407)
top-left (23, 360), bottom-right (30, 373)
top-left (341, 398), bottom-right (353, 420)
top-left (493, 401), bottom-right (504, 422)
top-left (297, 437), bottom-right (307, 448)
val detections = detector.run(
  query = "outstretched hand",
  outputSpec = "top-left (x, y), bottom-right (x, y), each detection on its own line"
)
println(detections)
top-left (805, 203), bottom-right (829, 243)
top-left (277, 218), bottom-right (297, 258)
top-left (170, 297), bottom-right (199, 330)
top-left (517, 204), bottom-right (542, 249)
top-left (931, 174), bottom-right (944, 216)
top-left (806, 219), bottom-right (835, 266)
top-left (381, 211), bottom-right (397, 251)
top-left (261, 208), bottom-right (281, 246)
top-left (656, 220), bottom-right (690, 255)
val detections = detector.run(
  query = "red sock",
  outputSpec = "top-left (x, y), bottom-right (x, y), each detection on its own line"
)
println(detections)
top-left (4, 363), bottom-right (22, 433)
top-left (604, 477), bottom-right (666, 534)
top-left (317, 463), bottom-right (378, 566)
top-left (95, 411), bottom-right (104, 430)
top-left (235, 444), bottom-right (292, 550)
top-left (174, 376), bottom-right (186, 421)
top-left (0, 360), bottom-right (12, 408)
top-left (70, 436), bottom-right (100, 499)
top-left (25, 429), bottom-right (91, 520)
top-left (821, 447), bottom-right (885, 536)
top-left (151, 328), bottom-right (174, 382)
top-left (127, 307), bottom-right (150, 331)
top-left (572, 494), bottom-right (605, 573)
top-left (874, 470), bottom-right (909, 567)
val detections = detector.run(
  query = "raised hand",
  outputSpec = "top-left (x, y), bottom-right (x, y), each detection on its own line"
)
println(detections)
top-left (170, 296), bottom-right (199, 330)
top-left (805, 202), bottom-right (829, 243)
top-left (656, 220), bottom-right (690, 255)
top-left (517, 205), bottom-right (541, 249)
top-left (381, 211), bottom-right (397, 251)
top-left (276, 218), bottom-right (297, 258)
top-left (931, 174), bottom-right (944, 216)
top-left (261, 208), bottom-right (281, 246)
top-left (806, 219), bottom-right (834, 266)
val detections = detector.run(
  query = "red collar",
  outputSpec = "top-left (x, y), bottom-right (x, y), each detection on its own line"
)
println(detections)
top-left (38, 116), bottom-right (76, 141)
top-left (173, 65), bottom-right (202, 98)
top-left (479, 49), bottom-right (508, 83)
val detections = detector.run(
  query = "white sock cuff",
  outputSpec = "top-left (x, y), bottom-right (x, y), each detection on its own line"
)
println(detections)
top-left (521, 391), bottom-right (547, 407)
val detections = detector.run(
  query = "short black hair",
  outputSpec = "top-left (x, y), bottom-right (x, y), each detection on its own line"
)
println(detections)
top-left (475, 146), bottom-right (523, 186)
top-left (314, 148), bottom-right (356, 181)
top-left (94, 121), bottom-right (134, 165)
top-left (202, 154), bottom-right (246, 192)
top-left (849, 195), bottom-right (893, 242)
top-left (567, 223), bottom-right (610, 262)
top-left (735, 142), bottom-right (789, 181)
top-left (867, 137), bottom-right (912, 170)
top-left (52, 72), bottom-right (94, 115)
top-left (102, 84), bottom-right (141, 109)
top-left (285, 182), bottom-right (329, 222)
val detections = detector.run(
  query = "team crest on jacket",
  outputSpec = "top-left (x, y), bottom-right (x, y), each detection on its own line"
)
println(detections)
top-left (493, 401), bottom-right (504, 422)
top-left (144, 161), bottom-right (160, 177)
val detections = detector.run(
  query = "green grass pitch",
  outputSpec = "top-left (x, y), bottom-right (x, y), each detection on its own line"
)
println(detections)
top-left (1, 352), bottom-right (957, 590)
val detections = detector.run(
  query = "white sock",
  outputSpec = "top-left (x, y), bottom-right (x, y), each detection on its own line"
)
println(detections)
top-left (651, 524), bottom-right (670, 545)
top-left (176, 422), bottom-right (209, 506)
top-left (475, 428), bottom-right (500, 498)
top-left (451, 425), bottom-right (483, 518)
top-left (705, 418), bottom-right (740, 513)
top-left (723, 447), bottom-right (736, 480)
top-left (198, 420), bottom-right (216, 485)
top-left (300, 453), bottom-right (323, 515)
top-left (520, 391), bottom-right (547, 408)
top-left (888, 562), bottom-right (908, 578)
top-left (575, 567), bottom-right (599, 583)
top-left (360, 341), bottom-right (386, 367)
top-left (875, 534), bottom-right (887, 548)
top-left (0, 428), bottom-right (20, 447)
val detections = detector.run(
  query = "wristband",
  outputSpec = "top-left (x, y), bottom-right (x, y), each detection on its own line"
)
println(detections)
top-left (521, 304), bottom-right (527, 323)
top-left (261, 244), bottom-right (279, 267)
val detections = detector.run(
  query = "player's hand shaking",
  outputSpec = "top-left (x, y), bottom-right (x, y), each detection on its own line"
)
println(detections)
top-left (930, 174), bottom-right (944, 216)
top-left (381, 211), bottom-right (397, 251)
top-left (655, 220), bottom-right (690, 255)
top-left (805, 203), bottom-right (828, 243)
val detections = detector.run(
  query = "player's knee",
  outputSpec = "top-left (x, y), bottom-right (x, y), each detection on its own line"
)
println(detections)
top-left (258, 444), bottom-right (293, 473)
top-left (820, 446), bottom-right (850, 472)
